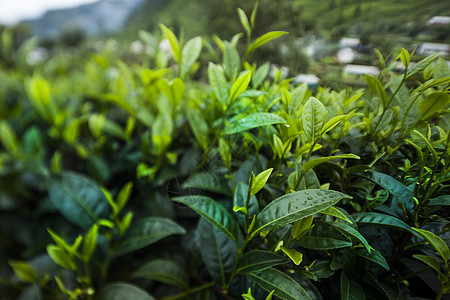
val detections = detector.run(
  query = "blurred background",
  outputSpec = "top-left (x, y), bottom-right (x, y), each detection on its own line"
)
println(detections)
top-left (1, 0), bottom-right (449, 89)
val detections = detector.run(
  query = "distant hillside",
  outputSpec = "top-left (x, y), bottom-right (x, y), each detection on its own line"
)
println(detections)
top-left (24, 0), bottom-right (144, 37)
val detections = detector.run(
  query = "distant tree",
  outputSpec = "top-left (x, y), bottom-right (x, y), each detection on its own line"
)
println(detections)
top-left (59, 26), bottom-right (85, 48)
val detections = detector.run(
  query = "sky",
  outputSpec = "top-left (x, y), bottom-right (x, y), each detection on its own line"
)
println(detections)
top-left (0, 0), bottom-right (99, 25)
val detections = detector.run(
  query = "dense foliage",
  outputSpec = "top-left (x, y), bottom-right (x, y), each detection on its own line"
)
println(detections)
top-left (0, 6), bottom-right (450, 300)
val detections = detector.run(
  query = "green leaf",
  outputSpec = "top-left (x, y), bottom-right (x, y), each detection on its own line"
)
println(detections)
top-left (172, 195), bottom-right (240, 241)
top-left (236, 250), bottom-right (289, 275)
top-left (352, 213), bottom-right (419, 236)
top-left (186, 107), bottom-right (209, 149)
top-left (46, 245), bottom-right (76, 271)
top-left (247, 31), bottom-right (288, 54)
top-left (295, 222), bottom-right (352, 250)
top-left (47, 172), bottom-right (109, 229)
top-left (252, 189), bottom-right (351, 237)
top-left (419, 92), bottom-right (450, 120)
top-left (320, 207), bottom-right (353, 224)
top-left (302, 154), bottom-right (360, 174)
top-left (413, 254), bottom-right (445, 276)
top-left (399, 48), bottom-right (410, 68)
top-left (82, 224), bottom-right (98, 262)
top-left (330, 222), bottom-right (371, 253)
top-left (319, 115), bottom-right (347, 136)
top-left (114, 217), bottom-right (185, 257)
top-left (281, 247), bottom-right (303, 265)
top-left (362, 172), bottom-right (414, 215)
top-left (302, 97), bottom-right (327, 143)
top-left (159, 24), bottom-right (181, 63)
top-left (182, 173), bottom-right (231, 195)
top-left (406, 53), bottom-right (440, 78)
top-left (223, 41), bottom-right (241, 80)
top-left (9, 261), bottom-right (38, 283)
top-left (292, 215), bottom-right (314, 239)
top-left (97, 283), bottom-right (155, 300)
top-left (132, 259), bottom-right (189, 289)
top-left (237, 8), bottom-right (251, 38)
top-left (0, 121), bottom-right (19, 154)
top-left (341, 273), bottom-right (366, 300)
top-left (233, 182), bottom-right (259, 227)
top-left (249, 268), bottom-right (311, 300)
top-left (224, 113), bottom-right (286, 135)
top-left (208, 62), bottom-right (229, 108)
top-left (356, 249), bottom-right (390, 271)
top-left (253, 62), bottom-right (270, 88)
top-left (413, 228), bottom-right (450, 266)
top-left (116, 182), bottom-right (133, 216)
top-left (229, 71), bottom-right (252, 102)
top-left (364, 74), bottom-right (389, 109)
top-left (180, 36), bottom-right (202, 78)
top-left (198, 219), bottom-right (237, 287)
top-left (250, 168), bottom-right (273, 196)
top-left (429, 195), bottom-right (450, 206)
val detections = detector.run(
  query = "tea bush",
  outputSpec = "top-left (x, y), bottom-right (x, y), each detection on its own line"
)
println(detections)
top-left (0, 8), bottom-right (449, 300)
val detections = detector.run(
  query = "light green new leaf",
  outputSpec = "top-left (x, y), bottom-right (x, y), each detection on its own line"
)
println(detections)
top-left (406, 53), bottom-right (440, 78)
top-left (320, 207), bottom-right (353, 224)
top-left (419, 92), bottom-right (450, 120)
top-left (9, 261), bottom-right (38, 283)
top-left (116, 182), bottom-right (133, 215)
top-left (208, 62), bottom-right (229, 108)
top-left (302, 154), bottom-right (360, 174)
top-left (249, 268), bottom-right (311, 300)
top-left (238, 8), bottom-right (251, 38)
top-left (364, 74), bottom-right (389, 109)
top-left (224, 113), bottom-right (286, 135)
top-left (281, 247), bottom-right (303, 265)
top-left (302, 97), bottom-right (327, 143)
top-left (159, 24), bottom-right (181, 63)
top-left (132, 259), bottom-right (189, 289)
top-left (82, 224), bottom-right (98, 262)
top-left (224, 42), bottom-right (241, 80)
top-left (236, 250), bottom-right (289, 274)
top-left (180, 36), bottom-right (202, 78)
top-left (247, 31), bottom-right (288, 54)
top-left (114, 217), bottom-right (185, 257)
top-left (97, 283), bottom-right (155, 300)
top-left (399, 48), bottom-right (410, 68)
top-left (250, 168), bottom-right (273, 196)
top-left (353, 213), bottom-right (419, 237)
top-left (252, 189), bottom-right (351, 237)
top-left (330, 222), bottom-right (371, 253)
top-left (413, 228), bottom-right (450, 266)
top-left (186, 107), bottom-right (209, 149)
top-left (319, 115), bottom-right (347, 136)
top-left (253, 62), bottom-right (270, 88)
top-left (0, 121), bottom-right (19, 154)
top-left (172, 195), bottom-right (240, 241)
top-left (292, 215), bottom-right (314, 239)
top-left (229, 71), bottom-right (252, 102)
top-left (46, 245), bottom-right (76, 271)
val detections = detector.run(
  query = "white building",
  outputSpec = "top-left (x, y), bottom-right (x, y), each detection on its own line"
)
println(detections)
top-left (427, 16), bottom-right (450, 26)
top-left (343, 64), bottom-right (379, 76)
top-left (337, 47), bottom-right (362, 63)
top-left (293, 74), bottom-right (320, 88)
top-left (416, 43), bottom-right (450, 56)
top-left (339, 37), bottom-right (360, 49)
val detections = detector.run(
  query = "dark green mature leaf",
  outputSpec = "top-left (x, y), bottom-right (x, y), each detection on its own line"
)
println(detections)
top-left (362, 172), bottom-right (414, 215)
top-left (182, 173), bottom-right (231, 195)
top-left (224, 113), bottom-right (286, 135)
top-left (18, 284), bottom-right (41, 300)
top-left (97, 283), bottom-right (155, 300)
top-left (180, 36), bottom-right (202, 78)
top-left (247, 31), bottom-right (288, 54)
top-left (429, 195), bottom-right (450, 206)
top-left (234, 182), bottom-right (259, 227)
top-left (331, 222), bottom-right (371, 253)
top-left (252, 189), bottom-right (351, 237)
top-left (114, 217), bottom-right (185, 257)
top-left (198, 219), bottom-right (237, 287)
top-left (208, 62), bottom-right (229, 108)
top-left (47, 172), bottom-right (109, 229)
top-left (356, 249), bottom-right (390, 271)
top-left (132, 259), bottom-right (189, 289)
top-left (302, 97), bottom-right (327, 143)
top-left (413, 255), bottom-right (445, 276)
top-left (296, 222), bottom-right (352, 250)
top-left (249, 268), bottom-right (311, 300)
top-left (419, 92), bottom-right (450, 120)
top-left (237, 250), bottom-right (289, 274)
top-left (172, 195), bottom-right (240, 241)
top-left (341, 273), bottom-right (366, 300)
top-left (352, 213), bottom-right (419, 236)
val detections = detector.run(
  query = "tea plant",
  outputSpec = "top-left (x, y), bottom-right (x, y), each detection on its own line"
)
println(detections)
top-left (0, 5), bottom-right (449, 300)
